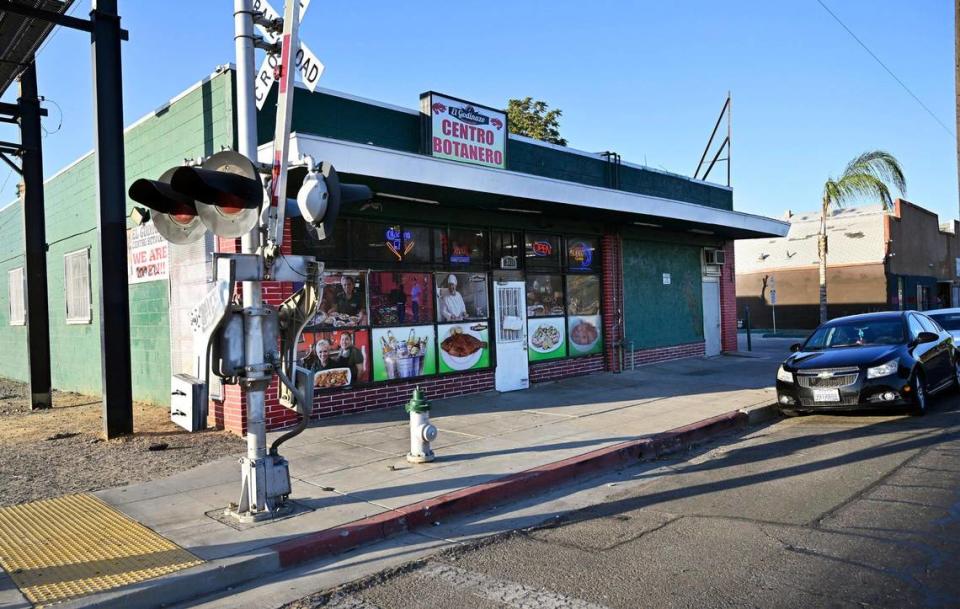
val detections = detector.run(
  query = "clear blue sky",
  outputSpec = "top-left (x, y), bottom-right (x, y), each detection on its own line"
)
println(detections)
top-left (0, 0), bottom-right (955, 223)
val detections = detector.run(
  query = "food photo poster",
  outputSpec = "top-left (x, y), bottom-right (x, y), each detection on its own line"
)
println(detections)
top-left (369, 272), bottom-right (435, 326)
top-left (299, 329), bottom-right (371, 388)
top-left (371, 325), bottom-right (437, 381)
top-left (309, 271), bottom-right (368, 328)
top-left (437, 322), bottom-right (490, 374)
top-left (567, 314), bottom-right (602, 356)
top-left (527, 317), bottom-right (566, 362)
top-left (435, 272), bottom-right (488, 322)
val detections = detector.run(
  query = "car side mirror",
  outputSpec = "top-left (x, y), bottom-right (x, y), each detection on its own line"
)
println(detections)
top-left (916, 331), bottom-right (939, 344)
top-left (790, 343), bottom-right (802, 352)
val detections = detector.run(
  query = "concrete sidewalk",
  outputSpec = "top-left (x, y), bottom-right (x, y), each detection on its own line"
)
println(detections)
top-left (2, 351), bottom-right (780, 608)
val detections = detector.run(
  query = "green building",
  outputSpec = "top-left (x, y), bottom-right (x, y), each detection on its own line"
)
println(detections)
top-left (0, 67), bottom-right (786, 433)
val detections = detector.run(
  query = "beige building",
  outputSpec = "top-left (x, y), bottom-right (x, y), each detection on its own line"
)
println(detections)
top-left (736, 199), bottom-right (960, 329)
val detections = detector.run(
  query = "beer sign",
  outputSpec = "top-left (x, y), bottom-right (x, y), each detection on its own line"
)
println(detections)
top-left (421, 92), bottom-right (507, 169)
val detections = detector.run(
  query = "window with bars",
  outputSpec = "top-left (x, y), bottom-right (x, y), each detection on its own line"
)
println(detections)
top-left (64, 249), bottom-right (92, 324)
top-left (8, 267), bottom-right (25, 326)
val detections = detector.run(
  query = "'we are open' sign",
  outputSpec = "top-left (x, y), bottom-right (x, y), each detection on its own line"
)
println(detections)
top-left (421, 92), bottom-right (507, 169)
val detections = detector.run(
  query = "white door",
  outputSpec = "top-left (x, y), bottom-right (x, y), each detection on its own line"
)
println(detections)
top-left (494, 281), bottom-right (529, 392)
top-left (702, 280), bottom-right (721, 356)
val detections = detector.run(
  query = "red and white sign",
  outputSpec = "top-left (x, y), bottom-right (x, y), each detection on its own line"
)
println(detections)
top-left (421, 92), bottom-right (507, 169)
top-left (128, 223), bottom-right (168, 284)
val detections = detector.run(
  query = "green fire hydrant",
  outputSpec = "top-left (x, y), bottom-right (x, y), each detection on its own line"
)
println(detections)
top-left (405, 386), bottom-right (438, 463)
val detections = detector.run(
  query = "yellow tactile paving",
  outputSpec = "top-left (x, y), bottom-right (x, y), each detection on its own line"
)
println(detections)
top-left (0, 493), bottom-right (203, 606)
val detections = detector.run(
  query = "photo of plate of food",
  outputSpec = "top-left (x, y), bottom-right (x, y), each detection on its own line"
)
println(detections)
top-left (314, 367), bottom-right (352, 389)
top-left (530, 322), bottom-right (564, 354)
top-left (440, 325), bottom-right (487, 371)
top-left (569, 317), bottom-right (600, 353)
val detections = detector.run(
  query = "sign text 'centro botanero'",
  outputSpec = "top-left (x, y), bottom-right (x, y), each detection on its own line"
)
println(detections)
top-left (421, 92), bottom-right (507, 169)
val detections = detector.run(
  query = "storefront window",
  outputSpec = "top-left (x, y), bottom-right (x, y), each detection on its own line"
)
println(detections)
top-left (526, 274), bottom-right (565, 317)
top-left (299, 329), bottom-right (372, 387)
top-left (351, 222), bottom-right (430, 263)
top-left (368, 271), bottom-right (434, 326)
top-left (528, 317), bottom-right (566, 361)
top-left (493, 231), bottom-right (522, 270)
top-left (435, 272), bottom-right (489, 322)
top-left (308, 271), bottom-right (368, 327)
top-left (372, 325), bottom-right (437, 380)
top-left (400, 225), bottom-right (432, 263)
top-left (567, 275), bottom-right (600, 315)
top-left (438, 228), bottom-right (488, 266)
top-left (567, 237), bottom-right (598, 273)
top-left (291, 218), bottom-right (350, 266)
top-left (525, 233), bottom-right (561, 270)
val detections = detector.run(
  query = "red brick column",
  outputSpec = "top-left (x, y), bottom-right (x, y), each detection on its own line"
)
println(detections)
top-left (601, 233), bottom-right (623, 372)
top-left (720, 240), bottom-right (738, 352)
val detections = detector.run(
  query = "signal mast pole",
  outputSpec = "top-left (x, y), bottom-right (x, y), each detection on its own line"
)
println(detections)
top-left (234, 0), bottom-right (271, 517)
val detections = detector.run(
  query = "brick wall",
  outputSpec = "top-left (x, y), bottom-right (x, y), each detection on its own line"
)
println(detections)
top-left (601, 234), bottom-right (623, 373)
top-left (624, 341), bottom-right (705, 368)
top-left (529, 355), bottom-right (605, 383)
top-left (720, 240), bottom-right (737, 352)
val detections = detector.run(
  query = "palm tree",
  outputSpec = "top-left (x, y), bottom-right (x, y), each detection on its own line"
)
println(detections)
top-left (819, 150), bottom-right (905, 324)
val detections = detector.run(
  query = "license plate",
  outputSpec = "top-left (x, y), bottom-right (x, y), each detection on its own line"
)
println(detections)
top-left (813, 388), bottom-right (840, 403)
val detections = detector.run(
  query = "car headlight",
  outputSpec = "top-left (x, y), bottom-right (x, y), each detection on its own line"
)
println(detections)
top-left (777, 365), bottom-right (793, 383)
top-left (867, 359), bottom-right (899, 379)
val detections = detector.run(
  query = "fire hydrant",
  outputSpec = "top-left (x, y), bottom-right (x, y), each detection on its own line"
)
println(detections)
top-left (406, 386), bottom-right (438, 463)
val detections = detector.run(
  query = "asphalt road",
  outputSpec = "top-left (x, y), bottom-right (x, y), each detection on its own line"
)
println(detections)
top-left (284, 384), bottom-right (960, 608)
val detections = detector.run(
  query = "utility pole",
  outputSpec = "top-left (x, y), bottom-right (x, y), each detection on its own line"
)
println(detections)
top-left (955, 0), bottom-right (960, 220)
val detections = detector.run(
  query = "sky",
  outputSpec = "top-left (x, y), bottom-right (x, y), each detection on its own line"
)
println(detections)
top-left (0, 0), bottom-right (955, 223)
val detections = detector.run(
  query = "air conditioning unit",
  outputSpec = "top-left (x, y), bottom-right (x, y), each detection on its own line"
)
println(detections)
top-left (704, 249), bottom-right (726, 266)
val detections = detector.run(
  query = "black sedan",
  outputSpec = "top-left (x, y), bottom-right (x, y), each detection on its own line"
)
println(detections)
top-left (776, 311), bottom-right (959, 416)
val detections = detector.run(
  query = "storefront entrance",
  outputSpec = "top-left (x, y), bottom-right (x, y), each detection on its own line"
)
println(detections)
top-left (702, 280), bottom-right (721, 356)
top-left (494, 281), bottom-right (528, 391)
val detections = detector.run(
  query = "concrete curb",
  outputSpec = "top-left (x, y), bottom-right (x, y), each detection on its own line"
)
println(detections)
top-left (66, 403), bottom-right (780, 608)
top-left (272, 403), bottom-right (779, 567)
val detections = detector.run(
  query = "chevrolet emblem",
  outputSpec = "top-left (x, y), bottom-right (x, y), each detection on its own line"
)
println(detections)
top-left (817, 371), bottom-right (834, 379)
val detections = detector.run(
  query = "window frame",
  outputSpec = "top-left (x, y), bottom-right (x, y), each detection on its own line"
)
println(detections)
top-left (8, 266), bottom-right (26, 326)
top-left (64, 248), bottom-right (92, 325)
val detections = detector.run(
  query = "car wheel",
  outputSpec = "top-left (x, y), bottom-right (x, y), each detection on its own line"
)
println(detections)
top-left (910, 374), bottom-right (927, 417)
top-left (954, 359), bottom-right (960, 393)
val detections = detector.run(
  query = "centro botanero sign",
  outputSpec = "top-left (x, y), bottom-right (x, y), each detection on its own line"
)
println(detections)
top-left (421, 92), bottom-right (507, 169)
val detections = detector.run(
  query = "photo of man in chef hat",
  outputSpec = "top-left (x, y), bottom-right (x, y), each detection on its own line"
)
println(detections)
top-left (438, 273), bottom-right (468, 322)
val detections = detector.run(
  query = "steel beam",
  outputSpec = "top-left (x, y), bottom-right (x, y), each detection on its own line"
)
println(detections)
top-left (18, 61), bottom-right (52, 410)
top-left (90, 0), bottom-right (132, 438)
top-left (0, 101), bottom-right (47, 118)
top-left (0, 1), bottom-right (129, 39)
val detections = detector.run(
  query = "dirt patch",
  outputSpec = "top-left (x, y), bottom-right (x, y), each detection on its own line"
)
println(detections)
top-left (0, 377), bottom-right (242, 507)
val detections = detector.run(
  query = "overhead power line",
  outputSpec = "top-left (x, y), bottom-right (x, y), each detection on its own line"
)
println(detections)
top-left (815, 0), bottom-right (955, 139)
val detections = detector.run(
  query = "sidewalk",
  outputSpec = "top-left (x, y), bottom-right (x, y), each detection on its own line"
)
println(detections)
top-left (0, 352), bottom-right (780, 608)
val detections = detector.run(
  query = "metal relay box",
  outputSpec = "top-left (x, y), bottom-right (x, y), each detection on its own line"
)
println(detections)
top-left (171, 373), bottom-right (208, 432)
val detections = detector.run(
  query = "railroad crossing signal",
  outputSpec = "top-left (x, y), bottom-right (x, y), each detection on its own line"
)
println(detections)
top-left (128, 151), bottom-right (263, 243)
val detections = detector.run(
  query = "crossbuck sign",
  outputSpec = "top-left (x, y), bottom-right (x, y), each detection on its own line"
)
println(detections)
top-left (253, 0), bottom-right (325, 109)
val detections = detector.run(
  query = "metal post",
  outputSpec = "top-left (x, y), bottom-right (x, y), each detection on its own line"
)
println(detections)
top-left (233, 0), bottom-right (274, 518)
top-left (90, 0), bottom-right (133, 438)
top-left (745, 306), bottom-right (752, 352)
top-left (17, 61), bottom-right (52, 410)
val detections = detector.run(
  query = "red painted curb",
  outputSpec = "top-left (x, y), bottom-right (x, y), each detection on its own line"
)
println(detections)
top-left (272, 408), bottom-right (753, 567)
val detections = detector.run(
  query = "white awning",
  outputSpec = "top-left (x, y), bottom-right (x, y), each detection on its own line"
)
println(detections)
top-left (261, 133), bottom-right (788, 238)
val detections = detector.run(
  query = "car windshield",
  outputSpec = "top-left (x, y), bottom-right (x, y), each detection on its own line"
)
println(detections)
top-left (929, 313), bottom-right (960, 331)
top-left (803, 319), bottom-right (905, 350)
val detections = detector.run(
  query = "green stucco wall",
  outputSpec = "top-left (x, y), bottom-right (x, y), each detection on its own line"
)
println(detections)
top-left (0, 69), bottom-right (236, 404)
top-left (622, 239), bottom-right (704, 349)
top-left (259, 87), bottom-right (732, 211)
